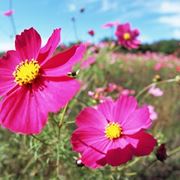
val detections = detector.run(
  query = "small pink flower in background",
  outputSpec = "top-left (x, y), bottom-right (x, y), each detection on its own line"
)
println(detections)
top-left (81, 56), bottom-right (96, 69)
top-left (148, 105), bottom-right (158, 121)
top-left (88, 29), bottom-right (95, 36)
top-left (71, 95), bottom-right (156, 168)
top-left (3, 10), bottom-right (14, 16)
top-left (0, 27), bottom-right (85, 134)
top-left (102, 21), bottom-right (119, 29)
top-left (104, 83), bottom-right (118, 93)
top-left (115, 23), bottom-right (140, 49)
top-left (121, 89), bottom-right (135, 96)
top-left (148, 85), bottom-right (164, 97)
top-left (154, 62), bottom-right (164, 71)
top-left (176, 66), bottom-right (180, 72)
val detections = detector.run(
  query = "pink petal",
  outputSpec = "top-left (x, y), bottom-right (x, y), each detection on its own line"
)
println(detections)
top-left (41, 44), bottom-right (85, 77)
top-left (33, 76), bottom-right (80, 113)
top-left (127, 131), bottom-right (157, 156)
top-left (72, 127), bottom-right (111, 154)
top-left (0, 51), bottom-right (20, 96)
top-left (81, 147), bottom-right (106, 169)
top-left (15, 28), bottom-right (41, 60)
top-left (97, 100), bottom-right (115, 122)
top-left (76, 107), bottom-right (108, 129)
top-left (122, 106), bottom-right (152, 134)
top-left (106, 145), bottom-right (134, 166)
top-left (37, 29), bottom-right (61, 64)
top-left (113, 96), bottom-right (138, 124)
top-left (0, 87), bottom-right (48, 134)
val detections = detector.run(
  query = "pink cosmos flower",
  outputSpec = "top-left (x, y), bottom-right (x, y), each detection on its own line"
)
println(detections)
top-left (81, 56), bottom-right (96, 69)
top-left (0, 27), bottom-right (85, 134)
top-left (88, 29), bottom-right (95, 36)
top-left (71, 95), bottom-right (156, 168)
top-left (3, 10), bottom-right (14, 16)
top-left (115, 23), bottom-right (140, 49)
top-left (148, 105), bottom-right (158, 121)
top-left (148, 85), bottom-right (164, 97)
top-left (102, 21), bottom-right (119, 29)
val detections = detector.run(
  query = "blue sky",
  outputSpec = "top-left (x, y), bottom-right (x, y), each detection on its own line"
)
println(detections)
top-left (0, 0), bottom-right (180, 51)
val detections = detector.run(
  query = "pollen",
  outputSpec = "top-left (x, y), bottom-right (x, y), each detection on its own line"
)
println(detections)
top-left (123, 32), bottom-right (131, 40)
top-left (13, 59), bottom-right (40, 86)
top-left (105, 122), bottom-right (122, 140)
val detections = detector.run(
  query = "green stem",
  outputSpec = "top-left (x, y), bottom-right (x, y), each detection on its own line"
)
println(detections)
top-left (168, 145), bottom-right (180, 156)
top-left (136, 78), bottom-right (176, 99)
top-left (31, 135), bottom-right (49, 146)
top-left (58, 104), bottom-right (68, 128)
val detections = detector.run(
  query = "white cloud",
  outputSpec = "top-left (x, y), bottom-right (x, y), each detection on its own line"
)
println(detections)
top-left (173, 29), bottom-right (180, 39)
top-left (159, 1), bottom-right (180, 14)
top-left (100, 0), bottom-right (118, 12)
top-left (158, 14), bottom-right (180, 28)
top-left (0, 42), bottom-right (14, 52)
top-left (68, 3), bottom-right (77, 12)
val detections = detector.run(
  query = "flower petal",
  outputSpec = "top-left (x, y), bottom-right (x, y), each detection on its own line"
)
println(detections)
top-left (113, 96), bottom-right (138, 124)
top-left (15, 28), bottom-right (41, 60)
top-left (127, 131), bottom-right (157, 156)
top-left (0, 87), bottom-right (48, 134)
top-left (42, 44), bottom-right (85, 77)
top-left (122, 106), bottom-right (152, 134)
top-left (72, 127), bottom-right (110, 154)
top-left (0, 51), bottom-right (20, 96)
top-left (37, 29), bottom-right (61, 64)
top-left (81, 147), bottom-right (106, 169)
top-left (97, 100), bottom-right (115, 122)
top-left (33, 76), bottom-right (80, 113)
top-left (76, 107), bottom-right (108, 129)
top-left (106, 145), bottom-right (134, 166)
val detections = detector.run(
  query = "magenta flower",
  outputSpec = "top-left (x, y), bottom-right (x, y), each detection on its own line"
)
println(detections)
top-left (0, 28), bottom-right (85, 134)
top-left (148, 85), bottom-right (164, 97)
top-left (115, 23), bottom-right (140, 49)
top-left (102, 21), bottom-right (119, 29)
top-left (71, 96), bottom-right (156, 168)
top-left (88, 29), bottom-right (95, 37)
top-left (3, 10), bottom-right (14, 16)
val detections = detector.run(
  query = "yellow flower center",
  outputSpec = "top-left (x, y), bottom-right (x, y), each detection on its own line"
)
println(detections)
top-left (13, 59), bottom-right (40, 86)
top-left (123, 32), bottom-right (131, 40)
top-left (105, 122), bottom-right (122, 140)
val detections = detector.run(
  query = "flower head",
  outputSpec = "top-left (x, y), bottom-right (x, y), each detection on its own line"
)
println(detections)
top-left (102, 21), bottom-right (119, 29)
top-left (148, 85), bottom-right (164, 97)
top-left (148, 105), bottom-right (158, 121)
top-left (3, 10), bottom-right (14, 16)
top-left (0, 27), bottom-right (85, 134)
top-left (88, 29), bottom-right (95, 36)
top-left (115, 23), bottom-right (140, 49)
top-left (71, 96), bottom-right (156, 168)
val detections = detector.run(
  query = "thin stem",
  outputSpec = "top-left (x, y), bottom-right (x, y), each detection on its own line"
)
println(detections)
top-left (168, 145), bottom-right (180, 157)
top-left (58, 104), bottom-right (68, 128)
top-left (9, 0), bottom-right (17, 36)
top-left (136, 78), bottom-right (176, 99)
top-left (31, 135), bottom-right (49, 146)
top-left (72, 19), bottom-right (79, 42)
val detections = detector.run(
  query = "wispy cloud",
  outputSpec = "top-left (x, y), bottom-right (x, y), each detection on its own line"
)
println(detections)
top-left (158, 14), bottom-right (180, 28)
top-left (68, 3), bottom-right (77, 12)
top-left (157, 1), bottom-right (180, 28)
top-left (99, 0), bottom-right (118, 12)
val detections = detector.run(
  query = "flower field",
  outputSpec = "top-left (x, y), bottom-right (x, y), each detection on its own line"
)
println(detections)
top-left (0, 40), bottom-right (179, 179)
top-left (0, 0), bottom-right (180, 179)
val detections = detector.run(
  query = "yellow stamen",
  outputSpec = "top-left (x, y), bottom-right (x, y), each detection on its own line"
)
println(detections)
top-left (123, 32), bottom-right (131, 40)
top-left (13, 59), bottom-right (40, 86)
top-left (105, 122), bottom-right (122, 140)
